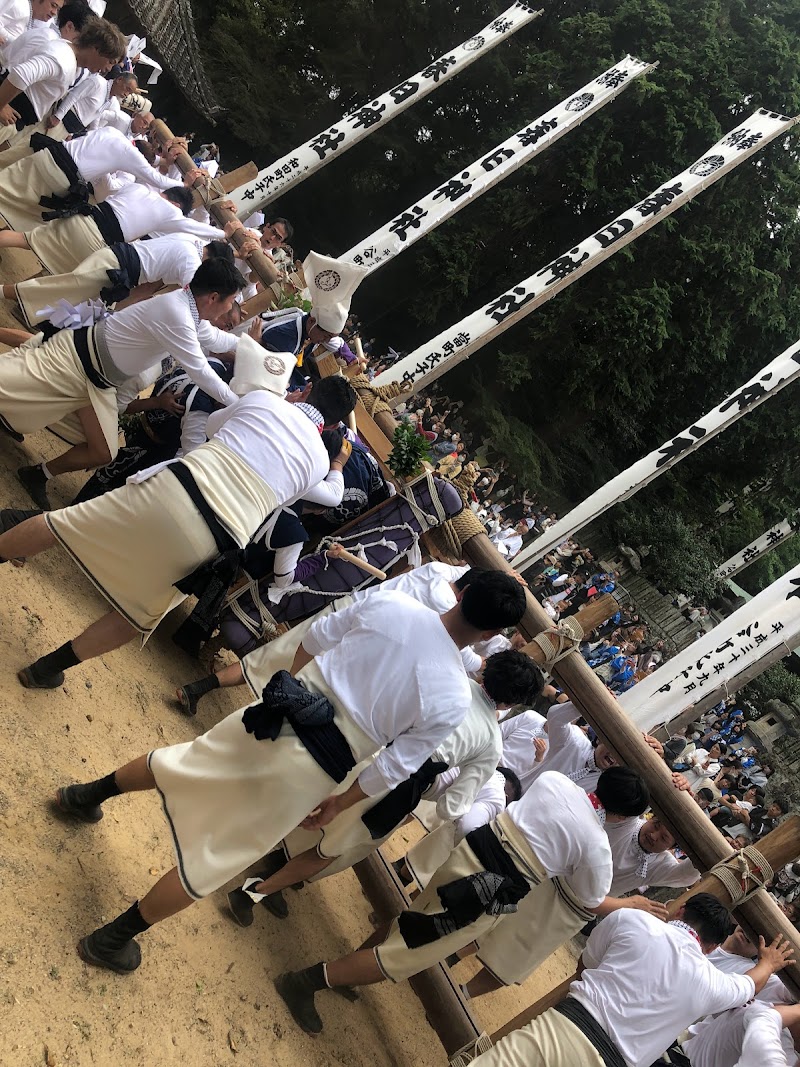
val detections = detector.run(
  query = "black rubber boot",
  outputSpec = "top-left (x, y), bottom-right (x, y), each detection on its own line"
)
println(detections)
top-left (17, 464), bottom-right (50, 510)
top-left (77, 902), bottom-right (150, 974)
top-left (176, 675), bottom-right (219, 716)
top-left (19, 641), bottom-right (80, 690)
top-left (261, 889), bottom-right (289, 919)
top-left (274, 965), bottom-right (327, 1035)
top-left (0, 413), bottom-right (23, 443)
top-left (53, 773), bottom-right (120, 823)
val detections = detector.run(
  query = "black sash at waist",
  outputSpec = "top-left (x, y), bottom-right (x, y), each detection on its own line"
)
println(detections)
top-left (361, 757), bottom-right (448, 840)
top-left (553, 997), bottom-right (627, 1067)
top-left (0, 73), bottom-right (36, 129)
top-left (61, 110), bottom-right (86, 135)
top-left (89, 201), bottom-right (124, 246)
top-left (101, 242), bottom-right (142, 304)
top-left (73, 326), bottom-right (114, 390)
top-left (30, 131), bottom-right (83, 187)
top-left (242, 669), bottom-right (356, 784)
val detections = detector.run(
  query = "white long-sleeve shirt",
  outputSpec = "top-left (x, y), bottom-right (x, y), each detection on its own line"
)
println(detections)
top-left (0, 0), bottom-right (30, 45)
top-left (573, 912), bottom-right (756, 1067)
top-left (6, 34), bottom-right (75, 120)
top-left (53, 70), bottom-right (107, 126)
top-left (303, 590), bottom-right (470, 797)
top-left (522, 700), bottom-right (596, 792)
top-left (605, 816), bottom-right (700, 896)
top-left (499, 708), bottom-right (548, 788)
top-left (422, 680), bottom-right (502, 821)
top-left (102, 183), bottom-right (219, 244)
top-left (103, 287), bottom-right (238, 409)
top-left (131, 232), bottom-right (204, 287)
top-left (64, 127), bottom-right (176, 190)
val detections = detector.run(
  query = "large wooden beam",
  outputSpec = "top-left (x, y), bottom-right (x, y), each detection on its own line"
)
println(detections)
top-left (491, 817), bottom-right (800, 1042)
top-left (149, 120), bottom-right (279, 290)
top-left (353, 852), bottom-right (483, 1056)
top-left (459, 528), bottom-right (800, 998)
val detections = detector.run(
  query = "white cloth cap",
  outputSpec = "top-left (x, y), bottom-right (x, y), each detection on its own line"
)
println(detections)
top-left (230, 335), bottom-right (296, 397)
top-left (303, 251), bottom-right (367, 334)
top-left (122, 92), bottom-right (152, 115)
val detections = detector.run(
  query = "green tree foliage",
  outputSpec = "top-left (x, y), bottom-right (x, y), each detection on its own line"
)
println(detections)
top-left (742, 663), bottom-right (800, 714)
top-left (190, 0), bottom-right (800, 593)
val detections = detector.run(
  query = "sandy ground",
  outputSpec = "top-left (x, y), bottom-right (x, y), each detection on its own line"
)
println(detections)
top-left (0, 245), bottom-right (576, 1066)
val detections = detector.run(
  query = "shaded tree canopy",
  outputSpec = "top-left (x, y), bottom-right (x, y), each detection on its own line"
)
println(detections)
top-left (188, 0), bottom-right (800, 593)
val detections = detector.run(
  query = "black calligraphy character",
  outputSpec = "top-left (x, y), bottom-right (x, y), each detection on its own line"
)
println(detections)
top-left (486, 286), bottom-right (536, 324)
top-left (401, 369), bottom-right (415, 386)
top-left (715, 638), bottom-right (734, 653)
top-left (722, 129), bottom-right (763, 151)
top-left (421, 56), bottom-right (457, 83)
top-left (786, 578), bottom-right (800, 602)
top-left (754, 633), bottom-right (768, 646)
top-left (698, 673), bottom-right (710, 684)
top-left (415, 362), bottom-right (430, 378)
top-left (718, 374), bottom-right (772, 414)
top-left (389, 80), bottom-right (419, 105)
top-left (655, 424), bottom-right (706, 468)
top-left (736, 625), bottom-right (754, 638)
top-left (537, 247), bottom-right (591, 287)
top-left (388, 205), bottom-right (429, 242)
top-left (348, 102), bottom-right (386, 130)
top-left (491, 17), bottom-right (513, 32)
top-left (513, 1), bottom-right (539, 12)
top-left (684, 681), bottom-right (697, 694)
top-left (310, 128), bottom-right (346, 160)
top-left (433, 172), bottom-right (474, 202)
top-left (481, 147), bottom-right (515, 172)
top-left (741, 546), bottom-right (759, 562)
top-left (766, 528), bottom-right (783, 545)
top-left (596, 68), bottom-right (629, 89)
top-left (740, 643), bottom-right (754, 654)
top-left (713, 662), bottom-right (725, 673)
top-left (772, 622), bottom-right (785, 633)
top-left (427, 350), bottom-right (446, 365)
top-left (593, 217), bottom-right (634, 249)
top-left (657, 683), bottom-right (672, 694)
top-left (453, 331), bottom-right (470, 347)
top-left (241, 188), bottom-right (255, 201)
top-left (517, 118), bottom-right (558, 148)
top-left (635, 183), bottom-right (684, 218)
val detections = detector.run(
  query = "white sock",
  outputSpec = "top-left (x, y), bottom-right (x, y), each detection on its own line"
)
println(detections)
top-left (460, 982), bottom-right (472, 1001)
top-left (322, 962), bottom-right (332, 989)
top-left (40, 462), bottom-right (53, 480)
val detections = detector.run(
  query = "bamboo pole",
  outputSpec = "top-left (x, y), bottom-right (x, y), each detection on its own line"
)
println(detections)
top-left (149, 120), bottom-right (280, 289)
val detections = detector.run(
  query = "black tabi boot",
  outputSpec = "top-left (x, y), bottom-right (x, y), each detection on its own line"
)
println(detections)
top-left (176, 674), bottom-right (220, 716)
top-left (53, 772), bottom-right (121, 824)
top-left (227, 851), bottom-right (290, 926)
top-left (17, 464), bottom-right (50, 510)
top-left (19, 641), bottom-right (80, 690)
top-left (274, 964), bottom-right (328, 1035)
top-left (0, 413), bottom-right (24, 443)
top-left (77, 901), bottom-right (150, 974)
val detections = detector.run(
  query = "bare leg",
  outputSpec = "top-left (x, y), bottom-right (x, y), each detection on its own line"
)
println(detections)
top-left (46, 408), bottom-right (111, 474)
top-left (0, 326), bottom-right (32, 347)
top-left (138, 867), bottom-right (195, 925)
top-left (326, 949), bottom-right (385, 988)
top-left (0, 231), bottom-right (31, 250)
top-left (216, 661), bottom-right (246, 687)
top-left (464, 966), bottom-right (503, 999)
top-left (1, 283), bottom-right (16, 301)
top-left (251, 847), bottom-right (332, 895)
top-left (114, 753), bottom-right (156, 793)
top-left (0, 513), bottom-right (55, 560)
top-left (71, 610), bottom-right (139, 661)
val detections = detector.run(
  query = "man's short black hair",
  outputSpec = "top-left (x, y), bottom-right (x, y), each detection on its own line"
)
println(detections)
top-left (454, 567), bottom-right (488, 592)
top-left (682, 893), bottom-right (732, 945)
top-left (189, 258), bottom-right (246, 298)
top-left (497, 765), bottom-right (522, 803)
top-left (163, 186), bottom-right (195, 217)
top-left (774, 796), bottom-right (790, 815)
top-left (205, 239), bottom-right (234, 264)
top-left (58, 0), bottom-right (92, 29)
top-left (459, 571), bottom-right (527, 630)
top-left (483, 649), bottom-right (543, 707)
top-left (696, 787), bottom-right (715, 803)
top-left (269, 216), bottom-right (294, 242)
top-left (307, 375), bottom-right (357, 426)
top-left (320, 427), bottom-right (345, 463)
top-left (596, 766), bottom-right (649, 818)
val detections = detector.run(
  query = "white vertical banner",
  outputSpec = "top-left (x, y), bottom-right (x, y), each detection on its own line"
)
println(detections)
top-left (512, 338), bottom-right (800, 571)
top-left (375, 108), bottom-right (798, 396)
top-left (619, 564), bottom-right (800, 731)
top-left (716, 513), bottom-right (800, 579)
top-left (230, 2), bottom-right (542, 215)
top-left (340, 55), bottom-right (656, 271)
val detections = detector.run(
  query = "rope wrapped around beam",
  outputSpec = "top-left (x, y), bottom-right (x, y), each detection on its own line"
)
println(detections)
top-left (350, 373), bottom-right (412, 415)
top-left (530, 616), bottom-right (585, 666)
top-left (708, 846), bottom-right (774, 905)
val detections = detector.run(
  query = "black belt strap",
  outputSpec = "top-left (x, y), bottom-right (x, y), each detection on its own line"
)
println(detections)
top-left (101, 242), bottom-right (142, 303)
top-left (89, 202), bottom-right (124, 246)
top-left (11, 89), bottom-right (38, 130)
top-left (61, 110), bottom-right (86, 135)
top-left (30, 132), bottom-right (83, 186)
top-left (169, 462), bottom-right (237, 557)
top-left (553, 998), bottom-right (627, 1067)
top-left (361, 757), bottom-right (448, 839)
top-left (73, 327), bottom-right (112, 390)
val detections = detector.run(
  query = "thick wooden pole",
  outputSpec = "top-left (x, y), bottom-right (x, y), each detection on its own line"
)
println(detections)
top-left (353, 852), bottom-right (483, 1056)
top-left (491, 819), bottom-right (800, 1042)
top-left (459, 528), bottom-right (800, 998)
top-left (149, 119), bottom-right (279, 289)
